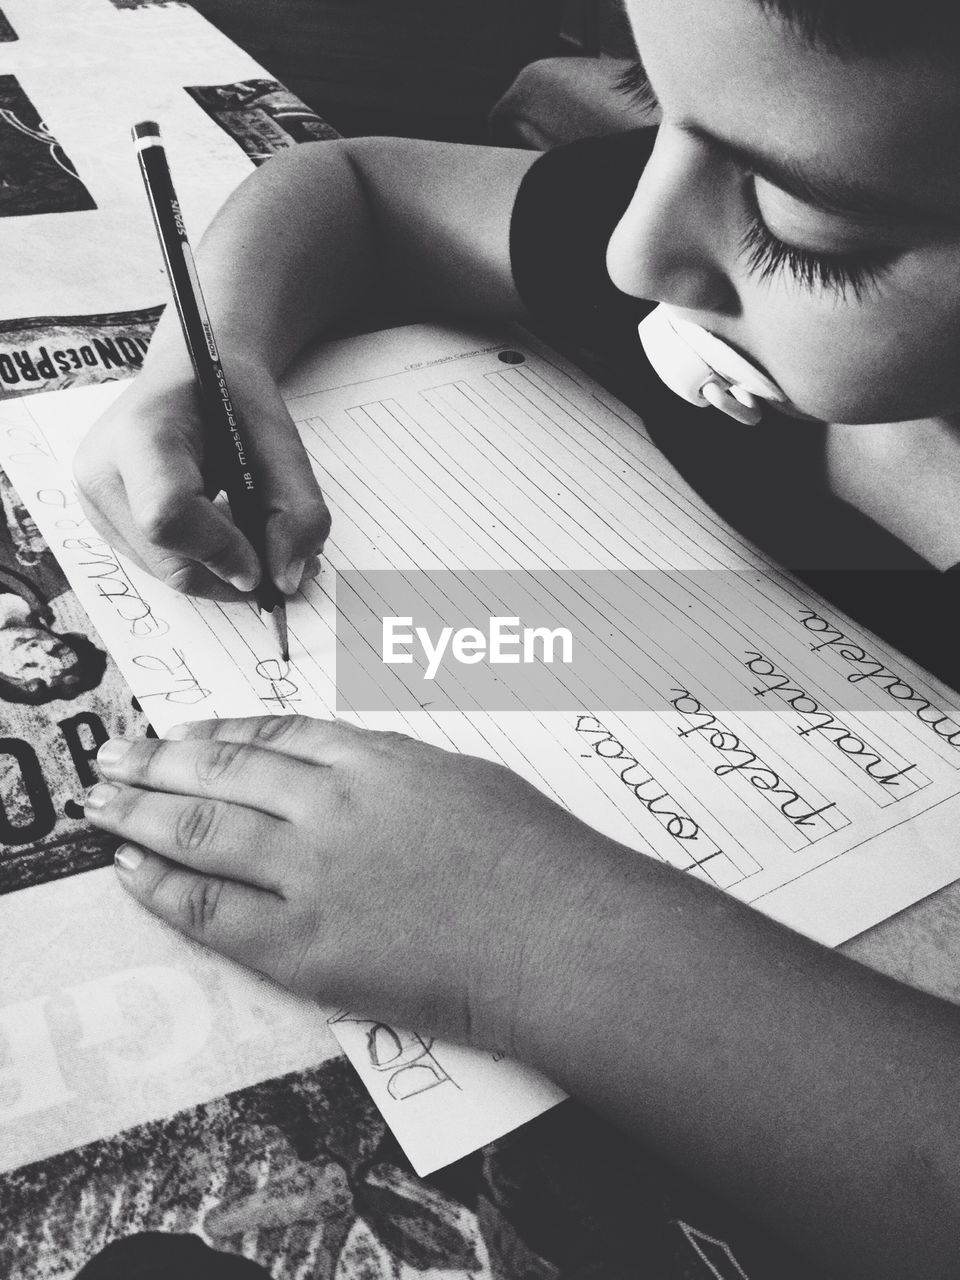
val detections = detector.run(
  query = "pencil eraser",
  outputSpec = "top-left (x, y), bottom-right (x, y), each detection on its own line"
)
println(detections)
top-left (132, 121), bottom-right (161, 142)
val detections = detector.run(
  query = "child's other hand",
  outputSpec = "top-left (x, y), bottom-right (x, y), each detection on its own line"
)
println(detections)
top-left (86, 717), bottom-right (590, 1049)
top-left (73, 362), bottom-right (330, 600)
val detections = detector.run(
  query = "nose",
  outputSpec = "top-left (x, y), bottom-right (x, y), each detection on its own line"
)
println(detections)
top-left (606, 127), bottom-right (737, 315)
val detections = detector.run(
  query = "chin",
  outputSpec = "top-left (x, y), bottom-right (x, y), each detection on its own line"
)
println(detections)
top-left (792, 382), bottom-right (956, 427)
top-left (769, 399), bottom-right (824, 423)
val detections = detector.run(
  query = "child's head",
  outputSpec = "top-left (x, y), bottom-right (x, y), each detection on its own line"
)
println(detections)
top-left (612, 0), bottom-right (960, 424)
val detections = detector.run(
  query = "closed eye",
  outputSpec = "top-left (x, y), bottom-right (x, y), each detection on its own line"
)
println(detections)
top-left (614, 59), bottom-right (660, 117)
top-left (741, 177), bottom-right (896, 299)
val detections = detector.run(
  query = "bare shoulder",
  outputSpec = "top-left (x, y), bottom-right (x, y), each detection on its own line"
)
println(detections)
top-left (340, 136), bottom-right (541, 317)
top-left (343, 134), bottom-right (539, 201)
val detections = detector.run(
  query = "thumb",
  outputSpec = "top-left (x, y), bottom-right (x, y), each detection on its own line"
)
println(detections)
top-left (250, 410), bottom-right (331, 595)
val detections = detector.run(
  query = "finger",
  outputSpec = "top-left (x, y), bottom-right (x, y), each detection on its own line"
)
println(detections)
top-left (246, 407), bottom-right (331, 595)
top-left (268, 499), bottom-right (331, 596)
top-left (285, 554), bottom-right (322, 596)
top-left (85, 780), bottom-right (294, 890)
top-left (165, 714), bottom-right (371, 766)
top-left (114, 844), bottom-right (290, 977)
top-left (96, 734), bottom-right (325, 821)
top-left (76, 484), bottom-right (245, 602)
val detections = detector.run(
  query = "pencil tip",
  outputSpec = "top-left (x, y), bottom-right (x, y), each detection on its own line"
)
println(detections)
top-left (268, 603), bottom-right (289, 663)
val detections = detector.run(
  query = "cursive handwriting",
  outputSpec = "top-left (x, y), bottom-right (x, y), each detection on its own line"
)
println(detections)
top-left (60, 535), bottom-right (168, 639)
top-left (799, 609), bottom-right (960, 749)
top-left (671, 687), bottom-right (841, 834)
top-left (745, 652), bottom-right (920, 791)
top-left (328, 1013), bottom-right (461, 1101)
top-left (575, 714), bottom-right (730, 874)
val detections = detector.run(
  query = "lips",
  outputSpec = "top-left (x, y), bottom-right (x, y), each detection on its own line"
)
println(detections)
top-left (664, 312), bottom-right (788, 404)
top-left (712, 333), bottom-right (779, 387)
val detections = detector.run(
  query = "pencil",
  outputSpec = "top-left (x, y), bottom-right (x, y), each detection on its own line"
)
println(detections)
top-left (131, 120), bottom-right (288, 661)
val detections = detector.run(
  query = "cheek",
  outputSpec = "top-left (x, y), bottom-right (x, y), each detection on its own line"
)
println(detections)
top-left (739, 279), bottom-right (960, 424)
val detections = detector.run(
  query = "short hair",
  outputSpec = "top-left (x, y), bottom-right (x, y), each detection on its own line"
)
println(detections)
top-left (0, 631), bottom-right (107, 706)
top-left (755, 1), bottom-right (960, 58)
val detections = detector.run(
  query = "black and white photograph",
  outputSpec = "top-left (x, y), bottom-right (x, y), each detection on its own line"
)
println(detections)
top-left (5, 0), bottom-right (960, 1277)
top-left (0, 75), bottom-right (95, 217)
top-left (1, 1056), bottom-right (791, 1280)
top-left (186, 79), bottom-right (340, 166)
top-left (0, 306), bottom-right (162, 400)
top-left (0, 464), bottom-right (144, 894)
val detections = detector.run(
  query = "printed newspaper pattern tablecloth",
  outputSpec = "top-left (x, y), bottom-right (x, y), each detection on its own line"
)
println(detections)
top-left (0, 2), bottom-right (805, 1276)
top-left (0, 0), bottom-right (337, 400)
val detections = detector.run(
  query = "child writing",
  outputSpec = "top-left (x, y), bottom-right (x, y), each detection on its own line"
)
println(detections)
top-left (76, 1), bottom-right (960, 1274)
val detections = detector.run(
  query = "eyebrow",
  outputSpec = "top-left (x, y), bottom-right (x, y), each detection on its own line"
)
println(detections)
top-left (681, 121), bottom-right (950, 228)
top-left (621, 57), bottom-right (953, 229)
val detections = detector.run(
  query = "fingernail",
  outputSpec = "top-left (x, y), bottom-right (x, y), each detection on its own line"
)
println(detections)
top-left (227, 569), bottom-right (259, 594)
top-left (115, 845), bottom-right (143, 873)
top-left (280, 558), bottom-right (305, 596)
top-left (85, 782), bottom-right (119, 810)
top-left (98, 739), bottom-right (133, 768)
top-left (166, 723), bottom-right (189, 740)
top-left (304, 555), bottom-right (321, 582)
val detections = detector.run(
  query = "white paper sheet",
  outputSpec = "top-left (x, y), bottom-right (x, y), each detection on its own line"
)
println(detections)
top-left (4, 323), bottom-right (960, 1175)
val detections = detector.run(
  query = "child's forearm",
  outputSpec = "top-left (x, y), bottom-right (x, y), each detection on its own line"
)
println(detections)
top-left (511, 831), bottom-right (960, 1280)
top-left (138, 136), bottom-right (536, 388)
top-left (89, 714), bottom-right (956, 1275)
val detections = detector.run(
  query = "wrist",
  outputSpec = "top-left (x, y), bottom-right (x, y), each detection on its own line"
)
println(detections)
top-left (472, 810), bottom-right (634, 1066)
top-left (135, 305), bottom-right (278, 396)
top-left (132, 332), bottom-right (277, 410)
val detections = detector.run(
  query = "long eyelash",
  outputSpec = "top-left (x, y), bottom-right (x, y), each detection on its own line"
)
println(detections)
top-left (614, 60), bottom-right (660, 116)
top-left (740, 182), bottom-right (887, 301)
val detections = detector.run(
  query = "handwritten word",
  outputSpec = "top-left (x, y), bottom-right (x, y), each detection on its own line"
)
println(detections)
top-left (2, 424), bottom-right (53, 467)
top-left (745, 653), bottom-right (920, 791)
top-left (132, 649), bottom-right (210, 707)
top-left (61, 536), bottom-right (168, 638)
top-left (254, 658), bottom-right (301, 712)
top-left (799, 610), bottom-right (960, 749)
top-left (329, 1014), bottom-right (460, 1101)
top-left (671, 688), bottom-right (840, 834)
top-left (35, 485), bottom-right (79, 510)
top-left (575, 715), bottom-right (730, 874)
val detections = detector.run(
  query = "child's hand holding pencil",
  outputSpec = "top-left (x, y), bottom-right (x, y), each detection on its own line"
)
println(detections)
top-left (73, 351), bottom-right (329, 603)
top-left (74, 122), bottom-right (330, 637)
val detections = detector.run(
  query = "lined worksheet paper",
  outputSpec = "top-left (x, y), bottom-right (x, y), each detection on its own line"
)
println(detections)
top-left (4, 323), bottom-right (960, 1175)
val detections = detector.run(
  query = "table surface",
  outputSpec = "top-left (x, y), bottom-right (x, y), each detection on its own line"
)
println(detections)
top-left (0, 3), bottom-right (954, 1278)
